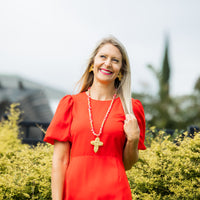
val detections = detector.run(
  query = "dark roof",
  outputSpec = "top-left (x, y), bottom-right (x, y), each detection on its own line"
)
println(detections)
top-left (0, 74), bottom-right (67, 100)
top-left (0, 87), bottom-right (53, 122)
top-left (0, 74), bottom-right (68, 122)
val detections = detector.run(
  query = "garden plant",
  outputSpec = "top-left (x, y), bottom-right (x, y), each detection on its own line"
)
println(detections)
top-left (0, 104), bottom-right (199, 199)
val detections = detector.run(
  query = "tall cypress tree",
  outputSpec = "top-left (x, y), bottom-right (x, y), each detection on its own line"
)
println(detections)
top-left (159, 37), bottom-right (170, 102)
top-left (194, 76), bottom-right (200, 93)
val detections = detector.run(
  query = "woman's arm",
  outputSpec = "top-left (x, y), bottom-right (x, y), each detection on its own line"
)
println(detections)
top-left (52, 141), bottom-right (71, 200)
top-left (123, 114), bottom-right (140, 170)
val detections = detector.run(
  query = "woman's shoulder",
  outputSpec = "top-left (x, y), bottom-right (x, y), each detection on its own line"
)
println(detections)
top-left (131, 98), bottom-right (146, 150)
top-left (59, 94), bottom-right (73, 105)
top-left (59, 92), bottom-right (85, 103)
top-left (131, 98), bottom-right (144, 108)
top-left (53, 95), bottom-right (74, 115)
top-left (131, 98), bottom-right (145, 116)
top-left (71, 92), bottom-right (86, 101)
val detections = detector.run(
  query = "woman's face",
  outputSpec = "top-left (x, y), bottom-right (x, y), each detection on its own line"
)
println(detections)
top-left (93, 43), bottom-right (122, 86)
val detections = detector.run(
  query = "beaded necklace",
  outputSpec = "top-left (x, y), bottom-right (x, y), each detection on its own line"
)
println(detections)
top-left (87, 88), bottom-right (116, 153)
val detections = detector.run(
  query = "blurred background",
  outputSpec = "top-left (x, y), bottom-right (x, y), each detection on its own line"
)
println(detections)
top-left (0, 0), bottom-right (200, 142)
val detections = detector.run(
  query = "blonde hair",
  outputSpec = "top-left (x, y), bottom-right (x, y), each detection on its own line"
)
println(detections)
top-left (78, 36), bottom-right (133, 114)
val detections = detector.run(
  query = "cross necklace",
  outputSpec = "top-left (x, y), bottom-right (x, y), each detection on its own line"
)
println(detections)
top-left (87, 88), bottom-right (116, 153)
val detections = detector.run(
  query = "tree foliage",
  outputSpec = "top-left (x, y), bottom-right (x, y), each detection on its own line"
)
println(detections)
top-left (194, 76), bottom-right (200, 93)
top-left (137, 36), bottom-right (200, 130)
top-left (160, 37), bottom-right (170, 102)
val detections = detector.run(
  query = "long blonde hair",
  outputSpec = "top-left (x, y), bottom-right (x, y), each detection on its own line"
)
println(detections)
top-left (78, 36), bottom-right (133, 114)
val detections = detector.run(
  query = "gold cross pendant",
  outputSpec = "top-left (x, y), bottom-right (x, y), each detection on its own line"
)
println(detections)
top-left (90, 137), bottom-right (103, 153)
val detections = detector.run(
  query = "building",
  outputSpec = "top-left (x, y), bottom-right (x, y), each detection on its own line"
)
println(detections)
top-left (0, 74), bottom-right (67, 144)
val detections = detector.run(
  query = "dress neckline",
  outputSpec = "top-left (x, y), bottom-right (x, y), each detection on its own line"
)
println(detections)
top-left (84, 91), bottom-right (120, 102)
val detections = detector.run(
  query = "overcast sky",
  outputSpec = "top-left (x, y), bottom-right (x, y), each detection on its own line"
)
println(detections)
top-left (0, 0), bottom-right (200, 97)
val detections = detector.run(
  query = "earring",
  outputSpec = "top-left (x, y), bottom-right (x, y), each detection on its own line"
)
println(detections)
top-left (118, 72), bottom-right (123, 81)
top-left (89, 65), bottom-right (94, 72)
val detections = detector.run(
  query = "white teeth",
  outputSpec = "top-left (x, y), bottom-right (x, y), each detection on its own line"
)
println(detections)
top-left (100, 69), bottom-right (112, 74)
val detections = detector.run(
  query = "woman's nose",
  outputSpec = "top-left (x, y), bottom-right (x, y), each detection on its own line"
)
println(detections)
top-left (104, 59), bottom-right (111, 67)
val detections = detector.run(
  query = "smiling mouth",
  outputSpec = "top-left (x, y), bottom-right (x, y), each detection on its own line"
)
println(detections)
top-left (100, 68), bottom-right (113, 75)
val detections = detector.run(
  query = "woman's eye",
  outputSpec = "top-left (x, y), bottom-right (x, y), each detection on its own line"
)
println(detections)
top-left (112, 58), bottom-right (119, 63)
top-left (100, 55), bottom-right (106, 58)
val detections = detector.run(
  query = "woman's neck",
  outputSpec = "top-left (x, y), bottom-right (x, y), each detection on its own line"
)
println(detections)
top-left (88, 83), bottom-right (116, 101)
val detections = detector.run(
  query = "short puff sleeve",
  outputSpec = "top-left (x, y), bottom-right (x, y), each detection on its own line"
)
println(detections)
top-left (132, 99), bottom-right (146, 150)
top-left (43, 95), bottom-right (73, 145)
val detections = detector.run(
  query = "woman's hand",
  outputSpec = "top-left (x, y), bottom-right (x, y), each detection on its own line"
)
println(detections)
top-left (123, 114), bottom-right (140, 170)
top-left (123, 114), bottom-right (140, 142)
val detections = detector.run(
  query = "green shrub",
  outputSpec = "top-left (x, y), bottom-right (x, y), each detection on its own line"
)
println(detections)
top-left (127, 130), bottom-right (200, 200)
top-left (0, 104), bottom-right (53, 199)
top-left (0, 104), bottom-right (199, 199)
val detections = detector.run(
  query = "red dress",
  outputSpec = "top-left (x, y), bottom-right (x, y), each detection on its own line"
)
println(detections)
top-left (44, 92), bottom-right (146, 200)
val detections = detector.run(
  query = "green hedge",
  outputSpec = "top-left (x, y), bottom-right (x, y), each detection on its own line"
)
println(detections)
top-left (0, 105), bottom-right (199, 199)
top-left (0, 104), bottom-right (53, 199)
top-left (127, 128), bottom-right (200, 200)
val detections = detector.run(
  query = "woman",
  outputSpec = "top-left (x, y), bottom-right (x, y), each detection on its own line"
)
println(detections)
top-left (44, 36), bottom-right (146, 200)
